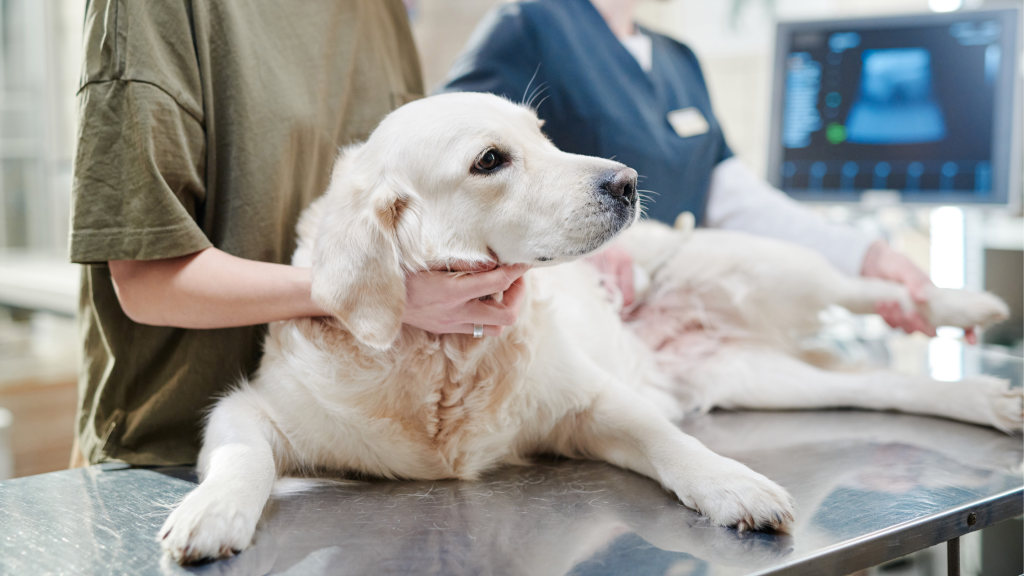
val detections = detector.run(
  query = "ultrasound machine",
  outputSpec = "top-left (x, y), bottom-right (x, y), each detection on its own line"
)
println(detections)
top-left (767, 8), bottom-right (1021, 206)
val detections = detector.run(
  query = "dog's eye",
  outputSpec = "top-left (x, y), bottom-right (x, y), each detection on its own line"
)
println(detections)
top-left (473, 150), bottom-right (505, 173)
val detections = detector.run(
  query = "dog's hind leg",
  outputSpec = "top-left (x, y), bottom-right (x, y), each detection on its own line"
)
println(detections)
top-left (689, 346), bottom-right (1023, 433)
top-left (545, 387), bottom-right (795, 532)
top-left (832, 276), bottom-right (1009, 330)
top-left (159, 387), bottom-right (279, 564)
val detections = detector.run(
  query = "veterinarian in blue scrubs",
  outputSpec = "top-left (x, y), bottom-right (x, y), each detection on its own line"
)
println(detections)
top-left (441, 0), bottom-right (942, 337)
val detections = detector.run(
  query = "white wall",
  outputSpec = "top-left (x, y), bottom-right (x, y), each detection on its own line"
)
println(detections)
top-left (411, 0), bottom-right (503, 93)
top-left (0, 0), bottom-right (84, 253)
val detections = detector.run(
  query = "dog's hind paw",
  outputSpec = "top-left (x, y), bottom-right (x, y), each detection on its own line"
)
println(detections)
top-left (926, 288), bottom-right (1010, 329)
top-left (158, 482), bottom-right (262, 565)
top-left (665, 455), bottom-right (795, 532)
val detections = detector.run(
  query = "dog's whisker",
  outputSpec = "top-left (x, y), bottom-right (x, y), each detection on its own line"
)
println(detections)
top-left (521, 64), bottom-right (542, 106)
top-left (524, 84), bottom-right (549, 111)
top-left (530, 85), bottom-right (548, 107)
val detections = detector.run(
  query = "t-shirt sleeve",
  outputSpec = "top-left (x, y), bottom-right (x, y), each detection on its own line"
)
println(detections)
top-left (436, 4), bottom-right (542, 101)
top-left (70, 79), bottom-right (211, 264)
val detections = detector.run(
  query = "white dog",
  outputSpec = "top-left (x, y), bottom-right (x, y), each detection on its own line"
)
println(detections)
top-left (158, 93), bottom-right (1018, 564)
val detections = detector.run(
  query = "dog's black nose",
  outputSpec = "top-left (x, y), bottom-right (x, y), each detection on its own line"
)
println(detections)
top-left (601, 168), bottom-right (638, 203)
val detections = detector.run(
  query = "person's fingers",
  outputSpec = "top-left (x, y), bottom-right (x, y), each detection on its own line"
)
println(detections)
top-left (875, 301), bottom-right (902, 328)
top-left (454, 296), bottom-right (523, 327)
top-left (874, 301), bottom-right (891, 324)
top-left (453, 264), bottom-right (531, 301)
top-left (895, 255), bottom-right (931, 303)
top-left (920, 317), bottom-right (936, 337)
top-left (453, 277), bottom-right (528, 327)
top-left (876, 301), bottom-right (938, 336)
top-left (965, 328), bottom-right (977, 345)
top-left (617, 260), bottom-right (635, 308)
top-left (874, 301), bottom-right (890, 317)
top-left (907, 281), bottom-right (930, 303)
top-left (878, 302), bottom-right (914, 333)
top-left (863, 242), bottom-right (933, 304)
top-left (908, 313), bottom-right (936, 337)
top-left (905, 316), bottom-right (926, 334)
top-left (901, 313), bottom-right (925, 335)
top-left (900, 268), bottom-right (931, 303)
top-left (500, 275), bottom-right (528, 310)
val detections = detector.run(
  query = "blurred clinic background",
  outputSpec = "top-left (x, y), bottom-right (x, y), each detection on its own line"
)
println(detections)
top-left (0, 1), bottom-right (1021, 572)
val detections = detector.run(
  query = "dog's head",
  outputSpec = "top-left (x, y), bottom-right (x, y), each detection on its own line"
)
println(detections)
top-left (309, 92), bottom-right (640, 349)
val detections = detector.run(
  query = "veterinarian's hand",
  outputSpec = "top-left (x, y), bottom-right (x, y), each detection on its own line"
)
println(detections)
top-left (860, 240), bottom-right (973, 341)
top-left (402, 263), bottom-right (531, 337)
top-left (585, 245), bottom-right (635, 308)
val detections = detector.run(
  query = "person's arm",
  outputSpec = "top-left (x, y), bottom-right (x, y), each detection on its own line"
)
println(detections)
top-left (109, 248), bottom-right (319, 328)
top-left (704, 158), bottom-right (876, 276)
top-left (110, 248), bottom-right (530, 336)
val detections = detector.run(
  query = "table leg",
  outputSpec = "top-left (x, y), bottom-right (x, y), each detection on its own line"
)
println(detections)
top-left (947, 536), bottom-right (960, 576)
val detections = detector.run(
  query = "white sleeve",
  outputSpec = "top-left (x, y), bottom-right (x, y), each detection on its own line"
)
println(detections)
top-left (704, 157), bottom-right (877, 277)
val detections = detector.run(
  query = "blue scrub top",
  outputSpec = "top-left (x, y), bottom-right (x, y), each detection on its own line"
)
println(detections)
top-left (440, 0), bottom-right (733, 225)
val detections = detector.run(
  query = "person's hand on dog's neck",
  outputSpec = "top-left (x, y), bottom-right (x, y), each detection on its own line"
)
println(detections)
top-left (109, 247), bottom-right (530, 339)
top-left (590, 0), bottom-right (643, 39)
top-left (402, 264), bottom-right (531, 338)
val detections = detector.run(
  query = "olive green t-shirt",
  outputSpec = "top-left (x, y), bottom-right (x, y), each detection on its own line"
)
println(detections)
top-left (70, 0), bottom-right (423, 465)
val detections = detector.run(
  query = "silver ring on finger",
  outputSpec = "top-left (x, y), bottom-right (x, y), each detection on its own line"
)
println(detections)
top-left (473, 324), bottom-right (484, 339)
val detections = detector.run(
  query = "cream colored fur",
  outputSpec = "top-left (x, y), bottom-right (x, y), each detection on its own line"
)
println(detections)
top-left (158, 93), bottom-right (1019, 564)
top-left (621, 220), bottom-right (1017, 430)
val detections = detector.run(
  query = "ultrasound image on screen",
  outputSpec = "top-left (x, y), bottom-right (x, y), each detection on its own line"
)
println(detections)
top-left (846, 48), bottom-right (947, 144)
top-left (778, 18), bottom-right (1001, 198)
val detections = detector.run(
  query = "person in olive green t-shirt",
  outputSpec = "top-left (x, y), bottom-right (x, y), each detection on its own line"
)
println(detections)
top-left (70, 1), bottom-right (529, 467)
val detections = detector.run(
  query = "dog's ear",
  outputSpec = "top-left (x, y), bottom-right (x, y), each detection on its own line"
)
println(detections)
top-left (311, 152), bottom-right (418, 350)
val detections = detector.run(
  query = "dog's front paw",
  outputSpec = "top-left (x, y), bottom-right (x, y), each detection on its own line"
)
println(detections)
top-left (664, 456), bottom-right (795, 532)
top-left (926, 288), bottom-right (1010, 329)
top-left (158, 482), bottom-right (263, 565)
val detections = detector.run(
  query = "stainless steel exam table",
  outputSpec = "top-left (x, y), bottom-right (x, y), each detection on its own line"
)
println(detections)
top-left (3, 344), bottom-right (1022, 575)
top-left (1, 406), bottom-right (1021, 576)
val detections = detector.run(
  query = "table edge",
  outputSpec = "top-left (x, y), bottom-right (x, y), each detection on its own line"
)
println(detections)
top-left (753, 486), bottom-right (1024, 576)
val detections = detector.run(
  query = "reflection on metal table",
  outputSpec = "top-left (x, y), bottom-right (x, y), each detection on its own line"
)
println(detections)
top-left (2, 406), bottom-right (1021, 576)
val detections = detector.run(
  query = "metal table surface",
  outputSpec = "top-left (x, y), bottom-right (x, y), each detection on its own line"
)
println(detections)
top-left (1, 408), bottom-right (1021, 576)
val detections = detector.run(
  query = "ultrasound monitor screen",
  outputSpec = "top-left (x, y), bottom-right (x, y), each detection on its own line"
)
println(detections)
top-left (769, 10), bottom-right (1020, 203)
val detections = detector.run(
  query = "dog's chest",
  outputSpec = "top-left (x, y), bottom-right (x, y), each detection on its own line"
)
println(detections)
top-left (406, 334), bottom-right (532, 477)
top-left (286, 321), bottom-right (536, 480)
